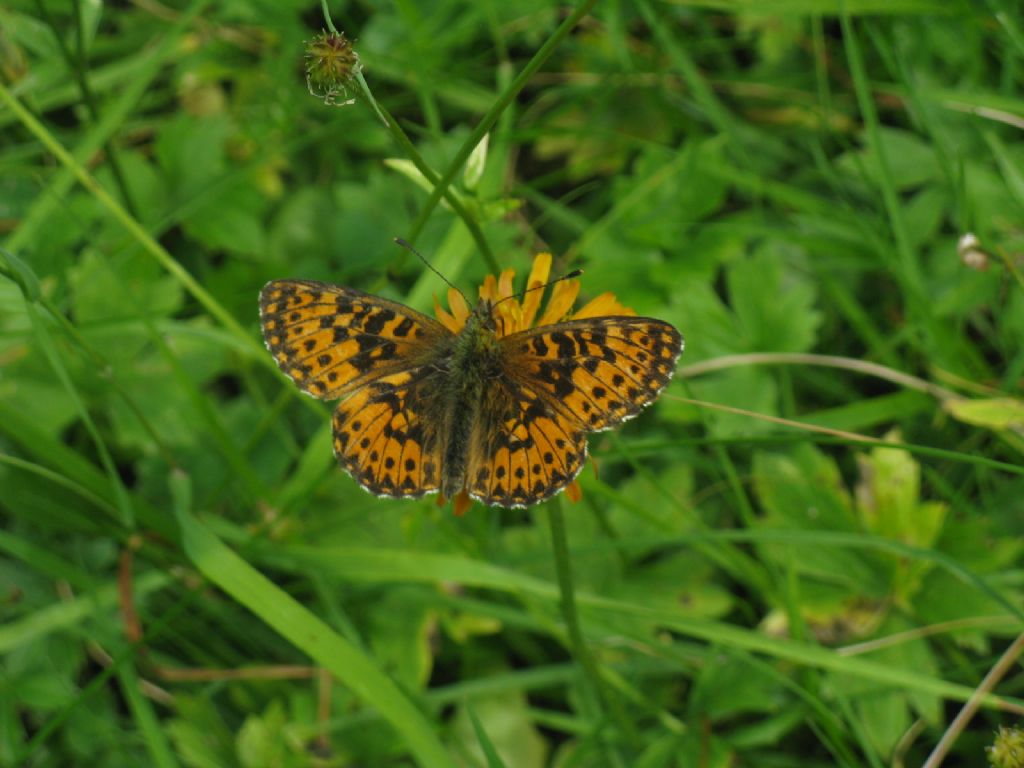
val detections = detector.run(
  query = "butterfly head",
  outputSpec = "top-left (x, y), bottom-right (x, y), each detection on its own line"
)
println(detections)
top-left (469, 298), bottom-right (499, 334)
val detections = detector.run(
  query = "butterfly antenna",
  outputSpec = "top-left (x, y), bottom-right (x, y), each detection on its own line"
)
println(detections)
top-left (493, 267), bottom-right (584, 309)
top-left (394, 237), bottom-right (470, 305)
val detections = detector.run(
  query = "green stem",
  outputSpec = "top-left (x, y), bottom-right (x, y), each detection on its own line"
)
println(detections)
top-left (14, 574), bottom-right (187, 764)
top-left (354, 73), bottom-right (499, 272)
top-left (406, 0), bottom-right (599, 252)
top-left (997, 246), bottom-right (1024, 295)
top-left (313, 0), bottom-right (499, 271)
top-left (319, 0), bottom-right (338, 33)
top-left (547, 497), bottom-right (629, 765)
top-left (354, 69), bottom-right (390, 128)
top-left (34, 0), bottom-right (138, 218)
top-left (0, 81), bottom-right (259, 362)
top-left (840, 14), bottom-right (924, 315)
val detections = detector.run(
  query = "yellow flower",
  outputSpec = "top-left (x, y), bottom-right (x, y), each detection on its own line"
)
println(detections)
top-left (434, 254), bottom-right (634, 515)
top-left (433, 252), bottom-right (636, 336)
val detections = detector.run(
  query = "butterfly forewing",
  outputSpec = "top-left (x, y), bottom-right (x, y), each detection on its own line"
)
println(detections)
top-left (259, 280), bottom-right (450, 400)
top-left (502, 317), bottom-right (683, 432)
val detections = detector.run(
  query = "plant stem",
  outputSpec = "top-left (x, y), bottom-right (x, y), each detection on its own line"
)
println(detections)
top-left (319, 0), bottom-right (498, 272)
top-left (319, 0), bottom-right (338, 33)
top-left (679, 352), bottom-right (963, 403)
top-left (406, 0), bottom-right (599, 250)
top-left (923, 631), bottom-right (1024, 768)
top-left (33, 0), bottom-right (138, 218)
top-left (358, 76), bottom-right (499, 272)
top-left (547, 496), bottom-right (629, 765)
top-left (0, 82), bottom-right (260, 363)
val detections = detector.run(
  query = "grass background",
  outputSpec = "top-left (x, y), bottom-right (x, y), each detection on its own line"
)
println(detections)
top-left (2, 0), bottom-right (1024, 766)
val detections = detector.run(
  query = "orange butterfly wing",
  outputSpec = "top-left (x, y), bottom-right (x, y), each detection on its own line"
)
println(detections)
top-left (331, 368), bottom-right (446, 499)
top-left (465, 380), bottom-right (588, 507)
top-left (260, 280), bottom-right (451, 498)
top-left (259, 280), bottom-right (449, 400)
top-left (505, 317), bottom-right (683, 429)
top-left (465, 316), bottom-right (683, 507)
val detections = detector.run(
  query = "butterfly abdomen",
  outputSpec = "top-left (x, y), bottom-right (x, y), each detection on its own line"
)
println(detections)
top-left (438, 306), bottom-right (503, 500)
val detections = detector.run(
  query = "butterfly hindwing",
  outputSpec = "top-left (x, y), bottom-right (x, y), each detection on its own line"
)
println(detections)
top-left (466, 379), bottom-right (587, 508)
top-left (332, 368), bottom-right (446, 499)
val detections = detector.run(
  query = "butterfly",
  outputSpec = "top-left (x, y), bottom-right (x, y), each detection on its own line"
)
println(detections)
top-left (259, 274), bottom-right (683, 509)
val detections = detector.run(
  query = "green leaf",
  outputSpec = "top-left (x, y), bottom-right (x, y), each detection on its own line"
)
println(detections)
top-left (855, 687), bottom-right (907, 760)
top-left (167, 696), bottom-right (235, 768)
top-left (451, 685), bottom-right (546, 768)
top-left (368, 586), bottom-right (438, 691)
top-left (609, 140), bottom-right (729, 251)
top-left (945, 397), bottom-right (1024, 431)
top-left (0, 246), bottom-right (40, 301)
top-left (726, 245), bottom-right (821, 354)
top-left (266, 187), bottom-right (336, 271)
top-left (800, 390), bottom-right (934, 434)
top-left (754, 444), bottom-right (854, 530)
top-left (236, 700), bottom-right (289, 768)
top-left (69, 249), bottom-right (184, 327)
top-left (185, 195), bottom-right (268, 256)
top-left (903, 185), bottom-right (946, 250)
top-left (854, 431), bottom-right (947, 548)
top-left (690, 367), bottom-right (778, 438)
top-left (668, 281), bottom-right (740, 360)
top-left (912, 566), bottom-right (1018, 653)
top-left (611, 552), bottom-right (733, 621)
top-left (836, 127), bottom-right (939, 191)
top-left (688, 654), bottom-right (780, 721)
top-left (266, 546), bottom-right (998, 706)
top-left (386, 158), bottom-right (459, 210)
top-left (463, 133), bottom-right (489, 191)
top-left (752, 445), bottom-right (887, 612)
top-left (842, 615), bottom-right (939, 758)
top-left (155, 113), bottom-right (231, 200)
top-left (173, 494), bottom-right (456, 768)
top-left (96, 149), bottom-right (170, 230)
top-left (464, 702), bottom-right (509, 768)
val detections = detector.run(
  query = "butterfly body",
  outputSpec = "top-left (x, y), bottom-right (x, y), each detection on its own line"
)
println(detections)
top-left (435, 300), bottom-right (502, 500)
top-left (260, 280), bottom-right (682, 509)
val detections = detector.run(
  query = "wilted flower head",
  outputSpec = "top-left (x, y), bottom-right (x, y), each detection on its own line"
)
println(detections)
top-left (987, 725), bottom-right (1024, 768)
top-left (957, 232), bottom-right (990, 271)
top-left (305, 30), bottom-right (362, 106)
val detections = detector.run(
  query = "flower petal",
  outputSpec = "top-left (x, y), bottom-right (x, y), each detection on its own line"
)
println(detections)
top-left (565, 479), bottom-right (583, 503)
top-left (521, 253), bottom-right (552, 328)
top-left (498, 268), bottom-right (516, 301)
top-left (479, 274), bottom-right (499, 303)
top-left (433, 294), bottom-right (462, 333)
top-left (572, 291), bottom-right (636, 319)
top-left (452, 491), bottom-right (473, 516)
top-left (448, 287), bottom-right (471, 327)
top-left (493, 300), bottom-right (521, 338)
top-left (536, 279), bottom-right (579, 327)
